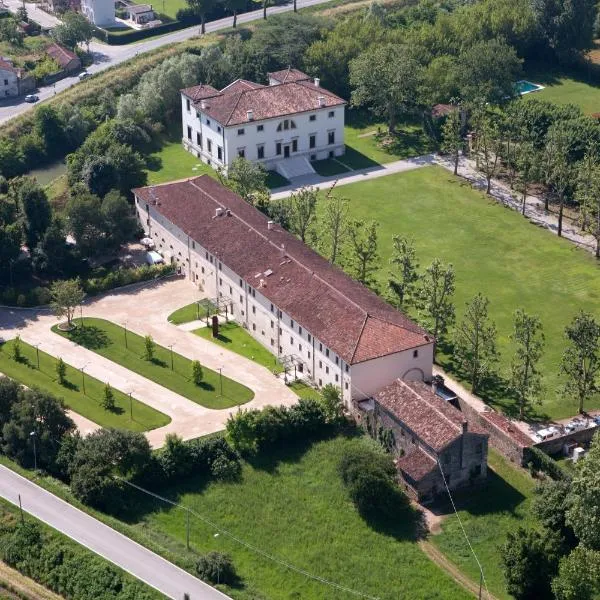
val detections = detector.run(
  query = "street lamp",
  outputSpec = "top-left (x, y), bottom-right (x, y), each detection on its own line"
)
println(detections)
top-left (218, 367), bottom-right (223, 396)
top-left (81, 364), bottom-right (87, 395)
top-left (33, 343), bottom-right (40, 370)
top-left (29, 431), bottom-right (37, 472)
top-left (128, 391), bottom-right (133, 421)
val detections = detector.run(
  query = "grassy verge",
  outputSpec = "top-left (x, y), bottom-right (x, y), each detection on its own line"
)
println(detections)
top-left (317, 165), bottom-right (600, 419)
top-left (167, 299), bottom-right (219, 324)
top-left (288, 380), bottom-right (322, 401)
top-left (193, 321), bottom-right (284, 374)
top-left (432, 450), bottom-right (536, 600)
top-left (0, 339), bottom-right (170, 432)
top-left (52, 318), bottom-right (254, 410)
top-left (311, 157), bottom-right (350, 177)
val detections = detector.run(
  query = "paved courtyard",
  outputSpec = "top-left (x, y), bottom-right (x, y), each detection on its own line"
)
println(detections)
top-left (0, 278), bottom-right (298, 447)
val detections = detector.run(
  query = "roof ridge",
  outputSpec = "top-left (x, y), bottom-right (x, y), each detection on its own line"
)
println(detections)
top-left (350, 314), bottom-right (369, 363)
top-left (398, 379), bottom-right (463, 434)
top-left (223, 90), bottom-right (245, 127)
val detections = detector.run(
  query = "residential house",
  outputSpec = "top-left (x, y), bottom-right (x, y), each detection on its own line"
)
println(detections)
top-left (80, 0), bottom-right (115, 27)
top-left (45, 43), bottom-right (81, 74)
top-left (0, 58), bottom-right (35, 98)
top-left (125, 4), bottom-right (155, 24)
top-left (180, 68), bottom-right (346, 179)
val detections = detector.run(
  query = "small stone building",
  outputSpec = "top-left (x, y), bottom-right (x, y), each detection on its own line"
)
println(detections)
top-left (358, 379), bottom-right (489, 502)
top-left (0, 59), bottom-right (35, 98)
top-left (45, 43), bottom-right (81, 75)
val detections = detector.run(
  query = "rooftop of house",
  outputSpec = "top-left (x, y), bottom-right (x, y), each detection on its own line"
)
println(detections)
top-left (0, 59), bottom-right (18, 74)
top-left (397, 447), bottom-right (437, 482)
top-left (180, 70), bottom-right (345, 127)
top-left (45, 43), bottom-right (79, 69)
top-left (480, 410), bottom-right (532, 448)
top-left (133, 175), bottom-right (431, 365)
top-left (127, 4), bottom-right (153, 13)
top-left (268, 67), bottom-right (312, 84)
top-left (375, 379), bottom-right (487, 453)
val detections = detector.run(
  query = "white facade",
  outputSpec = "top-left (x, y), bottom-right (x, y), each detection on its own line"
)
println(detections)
top-left (0, 67), bottom-right (19, 98)
top-left (81, 0), bottom-right (115, 27)
top-left (136, 196), bottom-right (433, 406)
top-left (181, 93), bottom-right (345, 173)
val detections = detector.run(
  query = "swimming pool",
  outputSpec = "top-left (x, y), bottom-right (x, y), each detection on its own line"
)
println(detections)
top-left (516, 80), bottom-right (545, 95)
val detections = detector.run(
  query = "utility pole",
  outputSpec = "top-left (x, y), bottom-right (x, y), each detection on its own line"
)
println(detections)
top-left (18, 494), bottom-right (24, 524)
top-left (168, 344), bottom-right (174, 371)
top-left (29, 431), bottom-right (37, 472)
top-left (33, 343), bottom-right (40, 370)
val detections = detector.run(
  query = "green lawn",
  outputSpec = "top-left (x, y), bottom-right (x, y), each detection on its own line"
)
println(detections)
top-left (193, 321), bottom-right (284, 374)
top-left (432, 450), bottom-right (536, 600)
top-left (288, 379), bottom-right (322, 401)
top-left (53, 318), bottom-right (254, 410)
top-left (117, 435), bottom-right (472, 600)
top-left (317, 166), bottom-right (600, 420)
top-left (131, 0), bottom-right (186, 19)
top-left (0, 339), bottom-right (170, 432)
top-left (167, 299), bottom-right (219, 325)
top-left (311, 157), bottom-right (351, 177)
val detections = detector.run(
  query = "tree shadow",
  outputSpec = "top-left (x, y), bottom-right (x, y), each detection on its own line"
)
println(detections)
top-left (59, 379), bottom-right (79, 392)
top-left (67, 325), bottom-right (110, 350)
top-left (149, 357), bottom-right (167, 368)
top-left (358, 494), bottom-right (427, 542)
top-left (108, 405), bottom-right (125, 415)
top-left (145, 155), bottom-right (163, 172)
top-left (197, 381), bottom-right (215, 392)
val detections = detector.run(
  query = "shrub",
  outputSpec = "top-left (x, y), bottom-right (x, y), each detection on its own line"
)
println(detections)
top-left (210, 451), bottom-right (241, 481)
top-left (10, 336), bottom-right (21, 361)
top-left (56, 357), bottom-right (67, 384)
top-left (143, 335), bottom-right (154, 361)
top-left (196, 552), bottom-right (236, 585)
top-left (102, 383), bottom-right (115, 411)
top-left (524, 447), bottom-right (570, 481)
top-left (192, 360), bottom-right (203, 385)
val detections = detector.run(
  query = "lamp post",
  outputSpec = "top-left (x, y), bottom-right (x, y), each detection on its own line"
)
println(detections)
top-left (218, 367), bottom-right (223, 396)
top-left (128, 391), bottom-right (133, 421)
top-left (168, 344), bottom-right (174, 371)
top-left (29, 431), bottom-right (37, 472)
top-left (33, 343), bottom-right (40, 370)
top-left (81, 365), bottom-right (87, 395)
top-left (123, 322), bottom-right (128, 350)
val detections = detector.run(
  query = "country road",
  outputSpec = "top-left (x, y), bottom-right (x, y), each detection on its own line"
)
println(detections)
top-left (0, 0), bottom-right (333, 126)
top-left (0, 466), bottom-right (232, 600)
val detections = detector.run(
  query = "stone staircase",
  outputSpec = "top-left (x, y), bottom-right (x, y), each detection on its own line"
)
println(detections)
top-left (275, 156), bottom-right (316, 180)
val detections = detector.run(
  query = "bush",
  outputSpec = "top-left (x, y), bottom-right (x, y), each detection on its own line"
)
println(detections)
top-left (196, 552), bottom-right (236, 585)
top-left (524, 447), bottom-right (571, 481)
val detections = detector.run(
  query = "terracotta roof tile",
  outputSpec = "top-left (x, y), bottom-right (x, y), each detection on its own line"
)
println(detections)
top-left (480, 411), bottom-right (532, 448)
top-left (133, 176), bottom-right (430, 364)
top-left (268, 68), bottom-right (311, 84)
top-left (181, 83), bottom-right (221, 102)
top-left (0, 59), bottom-right (17, 73)
top-left (45, 43), bottom-right (78, 69)
top-left (397, 448), bottom-right (437, 482)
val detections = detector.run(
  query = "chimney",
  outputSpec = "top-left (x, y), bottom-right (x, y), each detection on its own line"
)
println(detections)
top-left (314, 77), bottom-right (320, 87)
top-left (215, 207), bottom-right (224, 217)
top-left (226, 208), bottom-right (232, 217)
top-left (318, 96), bottom-right (325, 107)
top-left (200, 100), bottom-right (207, 110)
top-left (267, 220), bottom-right (274, 230)
top-left (247, 109), bottom-right (254, 121)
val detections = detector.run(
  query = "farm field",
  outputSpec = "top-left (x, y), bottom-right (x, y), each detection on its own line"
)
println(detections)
top-left (316, 165), bottom-right (600, 419)
top-left (53, 318), bottom-right (254, 410)
top-left (0, 338), bottom-right (170, 431)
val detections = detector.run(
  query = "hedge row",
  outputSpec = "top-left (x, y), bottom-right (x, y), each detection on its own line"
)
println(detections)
top-left (524, 446), bottom-right (571, 481)
top-left (95, 20), bottom-right (187, 45)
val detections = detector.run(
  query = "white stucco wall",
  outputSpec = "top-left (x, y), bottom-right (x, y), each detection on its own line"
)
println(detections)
top-left (181, 92), bottom-right (346, 171)
top-left (81, 0), bottom-right (115, 27)
top-left (0, 69), bottom-right (19, 98)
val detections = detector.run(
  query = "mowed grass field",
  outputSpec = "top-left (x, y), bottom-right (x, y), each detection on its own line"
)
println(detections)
top-left (318, 166), bottom-right (600, 419)
top-left (432, 450), bottom-right (536, 600)
top-left (120, 435), bottom-right (473, 600)
top-left (0, 339), bottom-right (170, 431)
top-left (53, 318), bottom-right (254, 410)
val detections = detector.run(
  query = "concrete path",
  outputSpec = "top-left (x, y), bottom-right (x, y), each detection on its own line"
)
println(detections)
top-left (0, 466), bottom-right (231, 600)
top-left (0, 0), bottom-right (336, 126)
top-left (4, 0), bottom-right (61, 28)
top-left (271, 154), bottom-right (435, 199)
top-left (0, 278), bottom-right (298, 447)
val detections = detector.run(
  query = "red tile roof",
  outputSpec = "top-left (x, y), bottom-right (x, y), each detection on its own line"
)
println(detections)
top-left (0, 59), bottom-right (18, 74)
top-left (46, 43), bottom-right (79, 69)
top-left (397, 448), bottom-right (437, 482)
top-left (180, 75), bottom-right (345, 127)
top-left (133, 176), bottom-right (431, 365)
top-left (375, 380), bottom-right (486, 452)
top-left (268, 68), bottom-right (311, 84)
top-left (480, 411), bottom-right (532, 448)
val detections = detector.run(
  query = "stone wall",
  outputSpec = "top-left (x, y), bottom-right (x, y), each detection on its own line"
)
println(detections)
top-left (533, 425), bottom-right (599, 456)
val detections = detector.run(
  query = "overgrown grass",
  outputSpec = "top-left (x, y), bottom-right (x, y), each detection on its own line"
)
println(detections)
top-left (0, 339), bottom-right (170, 431)
top-left (193, 321), bottom-right (284, 374)
top-left (167, 299), bottom-right (219, 324)
top-left (432, 450), bottom-right (536, 600)
top-left (113, 435), bottom-right (472, 600)
top-left (52, 318), bottom-right (254, 410)
top-left (288, 380), bottom-right (322, 401)
top-left (317, 165), bottom-right (600, 419)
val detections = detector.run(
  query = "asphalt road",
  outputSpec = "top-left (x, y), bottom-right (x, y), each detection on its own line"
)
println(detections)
top-left (0, 466), bottom-right (232, 600)
top-left (0, 0), bottom-right (333, 126)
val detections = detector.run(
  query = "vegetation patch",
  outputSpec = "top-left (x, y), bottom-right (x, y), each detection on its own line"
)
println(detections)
top-left (0, 338), bottom-right (170, 431)
top-left (167, 299), bottom-right (219, 324)
top-left (53, 318), bottom-right (254, 409)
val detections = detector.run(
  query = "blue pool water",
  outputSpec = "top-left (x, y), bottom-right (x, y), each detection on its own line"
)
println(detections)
top-left (516, 80), bottom-right (545, 95)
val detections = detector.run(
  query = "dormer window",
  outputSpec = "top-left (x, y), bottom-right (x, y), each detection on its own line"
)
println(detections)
top-left (276, 119), bottom-right (296, 132)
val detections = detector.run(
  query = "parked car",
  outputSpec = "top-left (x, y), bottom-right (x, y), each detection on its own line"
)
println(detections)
top-left (24, 94), bottom-right (39, 103)
top-left (78, 71), bottom-right (89, 81)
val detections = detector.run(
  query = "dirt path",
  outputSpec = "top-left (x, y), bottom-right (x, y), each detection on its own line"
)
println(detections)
top-left (0, 561), bottom-right (64, 600)
top-left (418, 540), bottom-right (499, 600)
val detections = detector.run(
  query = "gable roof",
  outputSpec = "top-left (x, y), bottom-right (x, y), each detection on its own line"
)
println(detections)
top-left (397, 448), bottom-right (437, 482)
top-left (46, 43), bottom-right (79, 69)
top-left (0, 59), bottom-right (17, 74)
top-left (133, 176), bottom-right (431, 365)
top-left (180, 75), bottom-right (345, 127)
top-left (268, 67), bottom-right (312, 84)
top-left (375, 380), bottom-right (486, 452)
top-left (128, 4), bottom-right (153, 13)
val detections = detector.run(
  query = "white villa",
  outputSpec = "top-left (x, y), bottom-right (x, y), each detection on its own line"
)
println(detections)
top-left (80, 0), bottom-right (115, 27)
top-left (180, 68), bottom-right (346, 180)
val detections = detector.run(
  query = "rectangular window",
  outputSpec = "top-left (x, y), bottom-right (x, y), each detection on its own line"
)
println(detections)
top-left (187, 126), bottom-right (192, 140)
top-left (298, 326), bottom-right (302, 335)
top-left (271, 339), bottom-right (274, 346)
top-left (217, 126), bottom-right (221, 133)
top-left (257, 124), bottom-right (264, 132)
top-left (290, 337), bottom-right (294, 345)
top-left (325, 366), bottom-right (329, 374)
top-left (207, 139), bottom-right (212, 153)
top-left (319, 343), bottom-right (322, 352)
top-left (239, 278), bottom-right (243, 286)
top-left (335, 356), bottom-right (339, 365)
top-left (276, 142), bottom-right (282, 155)
top-left (238, 148), bottom-right (245, 158)
top-left (292, 139), bottom-right (298, 152)
top-left (270, 303), bottom-right (274, 312)
top-left (186, 98), bottom-right (190, 111)
top-left (299, 344), bottom-right (302, 352)
top-left (219, 278), bottom-right (222, 285)
top-left (206, 118), bottom-right (211, 126)
top-left (271, 320), bottom-right (274, 328)
top-left (308, 334), bottom-right (311, 342)
top-left (308, 351), bottom-right (311, 359)
top-left (239, 294), bottom-right (243, 302)
top-left (217, 146), bottom-right (223, 160)
top-left (291, 320), bottom-right (294, 329)
top-left (319, 360), bottom-right (322, 369)
top-left (197, 132), bottom-right (202, 147)
top-left (238, 128), bottom-right (245, 135)
top-left (326, 349), bottom-right (329, 357)
top-left (252, 306), bottom-right (256, 314)
top-left (309, 135), bottom-right (316, 149)
top-left (345, 365), bottom-right (349, 373)
top-left (335, 374), bottom-right (338, 382)
top-left (252, 323), bottom-right (256, 331)
top-left (309, 114), bottom-right (316, 121)
top-left (328, 110), bottom-right (334, 118)
top-left (257, 145), bottom-right (264, 159)
top-left (345, 382), bottom-right (349, 390)
top-left (413, 349), bottom-right (419, 358)
top-left (328, 131), bottom-right (335, 145)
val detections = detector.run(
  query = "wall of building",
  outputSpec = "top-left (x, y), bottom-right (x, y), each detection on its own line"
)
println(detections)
top-left (82, 0), bottom-right (115, 27)
top-left (0, 69), bottom-right (19, 98)
top-left (533, 426), bottom-right (600, 456)
top-left (181, 92), bottom-right (345, 171)
top-left (351, 344), bottom-right (433, 400)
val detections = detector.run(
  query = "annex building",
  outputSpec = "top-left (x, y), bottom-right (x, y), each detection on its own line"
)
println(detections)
top-left (133, 175), bottom-right (488, 498)
top-left (180, 68), bottom-right (346, 180)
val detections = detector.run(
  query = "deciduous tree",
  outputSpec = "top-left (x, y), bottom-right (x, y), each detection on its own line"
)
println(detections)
top-left (441, 107), bottom-right (462, 175)
top-left (225, 157), bottom-right (268, 203)
top-left (319, 193), bottom-right (348, 265)
top-left (289, 186), bottom-right (317, 243)
top-left (50, 279), bottom-right (85, 328)
top-left (144, 335), bottom-right (155, 362)
top-left (576, 152), bottom-right (600, 258)
top-left (102, 384), bottom-right (115, 411)
top-left (185, 0), bottom-right (215, 33)
top-left (388, 235), bottom-right (419, 309)
top-left (347, 219), bottom-right (379, 289)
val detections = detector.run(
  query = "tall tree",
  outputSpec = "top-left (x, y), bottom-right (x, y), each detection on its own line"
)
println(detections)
top-left (349, 43), bottom-right (422, 133)
top-left (186, 0), bottom-right (215, 33)
top-left (560, 311), bottom-right (600, 414)
top-left (576, 152), bottom-right (600, 258)
top-left (416, 258), bottom-right (455, 355)
top-left (289, 186), bottom-right (317, 243)
top-left (454, 293), bottom-right (498, 393)
top-left (544, 126), bottom-right (573, 237)
top-left (17, 178), bottom-right (51, 249)
top-left (347, 219), bottom-right (379, 289)
top-left (441, 107), bottom-right (462, 175)
top-left (50, 279), bottom-right (85, 328)
top-left (552, 546), bottom-right (600, 600)
top-left (223, 0), bottom-right (245, 28)
top-left (509, 309), bottom-right (545, 419)
top-left (515, 140), bottom-right (540, 216)
top-left (388, 235), bottom-right (419, 309)
top-left (319, 193), bottom-right (348, 265)
top-left (473, 109), bottom-right (502, 194)
top-left (225, 157), bottom-right (268, 203)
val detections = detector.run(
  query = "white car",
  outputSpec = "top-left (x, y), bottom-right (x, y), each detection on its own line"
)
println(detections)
top-left (78, 71), bottom-right (90, 81)
top-left (24, 94), bottom-right (39, 103)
